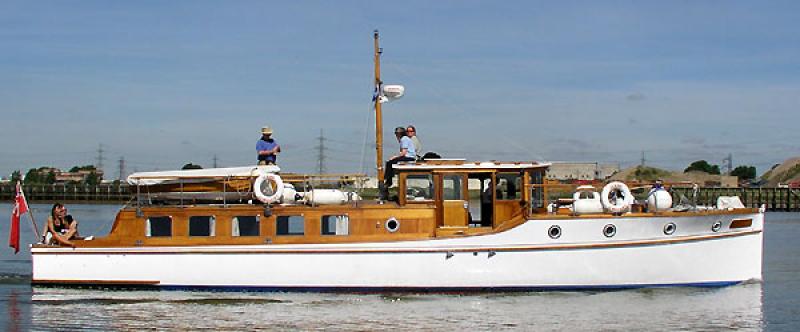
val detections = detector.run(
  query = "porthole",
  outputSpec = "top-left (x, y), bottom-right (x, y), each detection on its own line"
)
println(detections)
top-left (548, 225), bottom-right (562, 239)
top-left (663, 222), bottom-right (677, 235)
top-left (711, 221), bottom-right (722, 232)
top-left (603, 224), bottom-right (616, 238)
top-left (385, 217), bottom-right (400, 233)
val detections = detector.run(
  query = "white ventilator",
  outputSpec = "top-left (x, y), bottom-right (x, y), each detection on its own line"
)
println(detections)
top-left (253, 173), bottom-right (284, 204)
top-left (647, 188), bottom-right (673, 212)
top-left (572, 186), bottom-right (604, 215)
top-left (601, 182), bottom-right (634, 214)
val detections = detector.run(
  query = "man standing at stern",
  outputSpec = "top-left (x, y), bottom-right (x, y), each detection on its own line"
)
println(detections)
top-left (257, 126), bottom-right (281, 165)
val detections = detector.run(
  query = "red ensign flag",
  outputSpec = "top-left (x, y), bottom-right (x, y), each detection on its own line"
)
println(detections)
top-left (9, 181), bottom-right (28, 254)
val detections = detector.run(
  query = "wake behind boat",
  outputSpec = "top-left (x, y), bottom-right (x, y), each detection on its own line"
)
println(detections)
top-left (30, 31), bottom-right (763, 292)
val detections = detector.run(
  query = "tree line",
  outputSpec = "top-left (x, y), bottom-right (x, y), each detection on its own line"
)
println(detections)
top-left (9, 165), bottom-right (102, 185)
top-left (684, 160), bottom-right (756, 180)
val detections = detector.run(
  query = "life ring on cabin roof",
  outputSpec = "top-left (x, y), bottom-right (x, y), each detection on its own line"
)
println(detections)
top-left (601, 181), bottom-right (634, 214)
top-left (253, 173), bottom-right (284, 204)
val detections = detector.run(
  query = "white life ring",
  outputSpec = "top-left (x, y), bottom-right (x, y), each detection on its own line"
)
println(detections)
top-left (253, 173), bottom-right (284, 204)
top-left (601, 181), bottom-right (634, 214)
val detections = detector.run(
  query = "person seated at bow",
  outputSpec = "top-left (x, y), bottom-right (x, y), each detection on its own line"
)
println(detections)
top-left (381, 127), bottom-right (417, 200)
top-left (45, 203), bottom-right (81, 247)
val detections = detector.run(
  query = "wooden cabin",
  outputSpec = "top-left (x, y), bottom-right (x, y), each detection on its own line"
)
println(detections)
top-left (67, 160), bottom-right (549, 248)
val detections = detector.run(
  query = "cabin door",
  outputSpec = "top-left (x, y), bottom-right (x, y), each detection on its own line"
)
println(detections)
top-left (440, 174), bottom-right (468, 227)
top-left (468, 172), bottom-right (493, 227)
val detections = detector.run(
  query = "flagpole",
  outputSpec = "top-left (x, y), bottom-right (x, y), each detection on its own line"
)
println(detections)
top-left (18, 183), bottom-right (41, 240)
top-left (27, 209), bottom-right (41, 241)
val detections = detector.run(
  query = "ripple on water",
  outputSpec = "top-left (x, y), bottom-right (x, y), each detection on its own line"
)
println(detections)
top-left (24, 283), bottom-right (765, 331)
top-left (0, 272), bottom-right (31, 285)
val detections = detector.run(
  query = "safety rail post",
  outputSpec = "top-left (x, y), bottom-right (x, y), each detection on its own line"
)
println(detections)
top-left (180, 179), bottom-right (184, 207)
top-left (223, 176), bottom-right (228, 208)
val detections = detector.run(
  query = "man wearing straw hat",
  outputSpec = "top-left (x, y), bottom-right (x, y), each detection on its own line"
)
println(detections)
top-left (257, 126), bottom-right (281, 165)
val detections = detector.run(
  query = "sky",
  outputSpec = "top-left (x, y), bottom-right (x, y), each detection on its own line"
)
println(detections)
top-left (1, 1), bottom-right (799, 179)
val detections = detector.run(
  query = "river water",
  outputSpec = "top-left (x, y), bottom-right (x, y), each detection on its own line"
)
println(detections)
top-left (0, 203), bottom-right (798, 331)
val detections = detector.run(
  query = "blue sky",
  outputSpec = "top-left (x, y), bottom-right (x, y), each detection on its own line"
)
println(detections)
top-left (1, 1), bottom-right (799, 178)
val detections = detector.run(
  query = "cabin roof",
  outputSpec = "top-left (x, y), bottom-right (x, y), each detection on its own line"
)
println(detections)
top-left (394, 160), bottom-right (550, 171)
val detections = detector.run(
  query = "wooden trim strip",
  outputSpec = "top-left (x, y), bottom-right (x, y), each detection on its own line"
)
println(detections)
top-left (32, 229), bottom-right (761, 255)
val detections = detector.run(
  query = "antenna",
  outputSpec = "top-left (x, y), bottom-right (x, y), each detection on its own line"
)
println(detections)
top-left (213, 154), bottom-right (218, 168)
top-left (374, 29), bottom-right (385, 184)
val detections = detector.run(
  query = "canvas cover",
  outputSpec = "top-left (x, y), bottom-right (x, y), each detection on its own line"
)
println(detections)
top-left (127, 165), bottom-right (280, 186)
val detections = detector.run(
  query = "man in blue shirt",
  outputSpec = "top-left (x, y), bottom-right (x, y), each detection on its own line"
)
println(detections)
top-left (381, 127), bottom-right (416, 200)
top-left (257, 126), bottom-right (281, 165)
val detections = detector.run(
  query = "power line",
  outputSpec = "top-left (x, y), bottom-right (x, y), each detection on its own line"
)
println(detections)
top-left (96, 143), bottom-right (105, 172)
top-left (640, 150), bottom-right (646, 168)
top-left (118, 156), bottom-right (126, 181)
top-left (316, 129), bottom-right (327, 174)
top-left (723, 153), bottom-right (733, 174)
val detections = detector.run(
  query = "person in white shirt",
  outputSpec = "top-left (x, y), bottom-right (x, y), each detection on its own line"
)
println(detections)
top-left (381, 127), bottom-right (417, 200)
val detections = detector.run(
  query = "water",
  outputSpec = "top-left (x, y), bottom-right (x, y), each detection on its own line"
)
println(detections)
top-left (1, 204), bottom-right (799, 331)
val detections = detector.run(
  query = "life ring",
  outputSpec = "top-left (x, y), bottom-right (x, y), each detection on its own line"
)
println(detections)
top-left (253, 173), bottom-right (284, 204)
top-left (601, 181), bottom-right (634, 214)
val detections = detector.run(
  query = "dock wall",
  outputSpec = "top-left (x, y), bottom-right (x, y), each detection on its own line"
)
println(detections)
top-left (0, 183), bottom-right (131, 203)
top-left (671, 187), bottom-right (800, 212)
top-left (1, 184), bottom-right (798, 211)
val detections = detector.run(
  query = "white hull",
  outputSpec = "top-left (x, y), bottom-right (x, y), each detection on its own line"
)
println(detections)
top-left (32, 212), bottom-right (763, 291)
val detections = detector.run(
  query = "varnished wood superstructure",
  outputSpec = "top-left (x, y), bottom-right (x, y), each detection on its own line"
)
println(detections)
top-left (38, 160), bottom-right (549, 248)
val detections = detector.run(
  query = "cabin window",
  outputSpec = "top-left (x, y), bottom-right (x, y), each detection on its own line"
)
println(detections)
top-left (529, 170), bottom-right (545, 208)
top-left (276, 215), bottom-right (304, 236)
top-left (188, 216), bottom-right (215, 237)
top-left (443, 174), bottom-right (464, 200)
top-left (497, 172), bottom-right (521, 200)
top-left (321, 215), bottom-right (349, 235)
top-left (405, 174), bottom-right (433, 201)
top-left (232, 216), bottom-right (260, 236)
top-left (146, 216), bottom-right (172, 237)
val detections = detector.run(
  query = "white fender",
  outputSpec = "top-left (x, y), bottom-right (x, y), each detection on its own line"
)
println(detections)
top-left (601, 181), bottom-right (634, 214)
top-left (253, 173), bottom-right (284, 204)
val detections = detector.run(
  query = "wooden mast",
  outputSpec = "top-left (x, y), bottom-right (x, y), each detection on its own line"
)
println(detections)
top-left (374, 30), bottom-right (385, 184)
